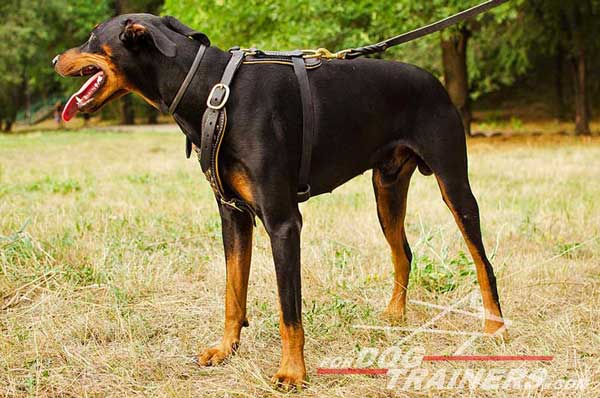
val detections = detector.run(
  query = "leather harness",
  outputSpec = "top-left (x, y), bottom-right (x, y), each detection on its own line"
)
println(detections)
top-left (167, 0), bottom-right (508, 218)
top-left (170, 45), bottom-right (321, 218)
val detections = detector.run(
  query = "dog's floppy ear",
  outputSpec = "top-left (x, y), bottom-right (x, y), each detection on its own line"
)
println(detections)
top-left (162, 16), bottom-right (211, 47)
top-left (120, 19), bottom-right (177, 57)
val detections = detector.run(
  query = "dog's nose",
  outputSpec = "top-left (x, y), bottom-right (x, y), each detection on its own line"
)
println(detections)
top-left (52, 54), bottom-right (60, 68)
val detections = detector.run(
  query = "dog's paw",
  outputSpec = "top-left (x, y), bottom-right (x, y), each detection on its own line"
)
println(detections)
top-left (271, 369), bottom-right (307, 391)
top-left (196, 341), bottom-right (239, 366)
top-left (381, 306), bottom-right (406, 325)
top-left (484, 320), bottom-right (509, 341)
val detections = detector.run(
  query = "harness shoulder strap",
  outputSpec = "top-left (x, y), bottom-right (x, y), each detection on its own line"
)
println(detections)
top-left (200, 50), bottom-right (245, 172)
top-left (199, 50), bottom-right (256, 219)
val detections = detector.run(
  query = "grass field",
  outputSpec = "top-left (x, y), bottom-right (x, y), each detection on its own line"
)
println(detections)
top-left (1, 130), bottom-right (599, 397)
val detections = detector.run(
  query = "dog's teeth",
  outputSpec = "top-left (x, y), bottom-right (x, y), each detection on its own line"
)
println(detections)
top-left (76, 96), bottom-right (82, 104)
top-left (97, 76), bottom-right (103, 83)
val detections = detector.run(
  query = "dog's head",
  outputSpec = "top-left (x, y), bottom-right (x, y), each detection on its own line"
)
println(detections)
top-left (53, 13), bottom-right (210, 121)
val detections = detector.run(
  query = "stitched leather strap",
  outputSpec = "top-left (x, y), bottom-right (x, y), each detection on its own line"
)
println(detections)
top-left (254, 49), bottom-right (304, 57)
top-left (292, 56), bottom-right (314, 202)
top-left (201, 50), bottom-right (245, 173)
top-left (168, 44), bottom-right (206, 159)
top-left (199, 50), bottom-right (256, 219)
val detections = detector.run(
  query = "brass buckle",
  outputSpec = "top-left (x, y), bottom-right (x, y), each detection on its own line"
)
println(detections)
top-left (207, 83), bottom-right (230, 110)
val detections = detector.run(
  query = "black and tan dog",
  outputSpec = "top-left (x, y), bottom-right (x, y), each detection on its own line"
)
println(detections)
top-left (54, 14), bottom-right (506, 389)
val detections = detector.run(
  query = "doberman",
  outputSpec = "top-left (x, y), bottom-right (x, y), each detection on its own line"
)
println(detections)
top-left (53, 13), bottom-right (506, 389)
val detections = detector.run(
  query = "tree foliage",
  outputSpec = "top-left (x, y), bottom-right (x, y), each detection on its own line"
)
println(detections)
top-left (1, 1), bottom-right (598, 133)
top-left (163, 1), bottom-right (522, 88)
top-left (0, 0), bottom-right (111, 127)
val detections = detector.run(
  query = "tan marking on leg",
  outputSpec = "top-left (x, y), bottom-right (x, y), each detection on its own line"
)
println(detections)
top-left (198, 220), bottom-right (253, 366)
top-left (223, 247), bottom-right (252, 343)
top-left (227, 167), bottom-right (254, 205)
top-left (373, 169), bottom-right (413, 321)
top-left (436, 177), bottom-right (506, 336)
top-left (272, 310), bottom-right (306, 390)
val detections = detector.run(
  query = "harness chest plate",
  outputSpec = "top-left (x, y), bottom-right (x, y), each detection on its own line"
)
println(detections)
top-left (199, 48), bottom-right (320, 217)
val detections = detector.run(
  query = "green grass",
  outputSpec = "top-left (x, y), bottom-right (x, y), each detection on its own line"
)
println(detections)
top-left (1, 130), bottom-right (599, 397)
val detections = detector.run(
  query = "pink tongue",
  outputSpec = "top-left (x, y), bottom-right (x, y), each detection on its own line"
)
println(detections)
top-left (62, 97), bottom-right (80, 122)
top-left (62, 71), bottom-right (103, 122)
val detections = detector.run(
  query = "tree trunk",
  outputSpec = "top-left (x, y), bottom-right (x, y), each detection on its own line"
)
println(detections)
top-left (555, 46), bottom-right (567, 120)
top-left (114, 0), bottom-right (123, 15)
top-left (4, 119), bottom-right (13, 132)
top-left (121, 95), bottom-right (135, 125)
top-left (441, 28), bottom-right (472, 136)
top-left (571, 47), bottom-right (590, 135)
top-left (563, 4), bottom-right (591, 135)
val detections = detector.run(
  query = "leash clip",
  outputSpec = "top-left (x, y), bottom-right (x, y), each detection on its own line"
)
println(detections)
top-left (302, 47), bottom-right (351, 60)
top-left (207, 83), bottom-right (230, 110)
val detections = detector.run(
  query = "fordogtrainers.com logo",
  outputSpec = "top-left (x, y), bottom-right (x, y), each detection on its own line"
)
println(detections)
top-left (318, 345), bottom-right (587, 391)
top-left (316, 292), bottom-right (589, 392)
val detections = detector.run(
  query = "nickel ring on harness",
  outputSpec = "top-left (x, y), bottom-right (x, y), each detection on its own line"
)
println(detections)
top-left (207, 83), bottom-right (230, 110)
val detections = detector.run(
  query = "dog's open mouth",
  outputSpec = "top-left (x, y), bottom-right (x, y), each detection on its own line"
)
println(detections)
top-left (62, 65), bottom-right (106, 121)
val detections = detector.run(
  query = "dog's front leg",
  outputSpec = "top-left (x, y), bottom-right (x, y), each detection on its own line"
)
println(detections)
top-left (197, 204), bottom-right (254, 366)
top-left (264, 209), bottom-right (306, 390)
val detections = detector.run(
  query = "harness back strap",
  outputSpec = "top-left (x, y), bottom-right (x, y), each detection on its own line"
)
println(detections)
top-left (292, 57), bottom-right (314, 202)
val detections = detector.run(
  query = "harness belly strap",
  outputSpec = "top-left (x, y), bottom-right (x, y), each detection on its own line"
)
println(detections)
top-left (292, 56), bottom-right (314, 202)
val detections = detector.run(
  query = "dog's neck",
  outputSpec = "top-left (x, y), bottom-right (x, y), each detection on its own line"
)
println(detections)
top-left (153, 43), bottom-right (231, 146)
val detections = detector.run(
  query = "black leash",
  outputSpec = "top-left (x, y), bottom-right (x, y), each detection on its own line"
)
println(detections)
top-left (309, 0), bottom-right (509, 60)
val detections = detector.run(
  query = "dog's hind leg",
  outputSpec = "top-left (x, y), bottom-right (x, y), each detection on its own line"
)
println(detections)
top-left (197, 204), bottom-right (254, 366)
top-left (436, 171), bottom-right (507, 336)
top-left (419, 113), bottom-right (507, 337)
top-left (435, 172), bottom-right (507, 336)
top-left (372, 149), bottom-right (417, 322)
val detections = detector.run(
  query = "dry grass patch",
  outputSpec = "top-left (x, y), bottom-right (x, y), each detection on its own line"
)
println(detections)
top-left (1, 131), bottom-right (599, 397)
